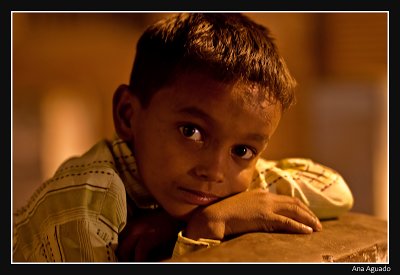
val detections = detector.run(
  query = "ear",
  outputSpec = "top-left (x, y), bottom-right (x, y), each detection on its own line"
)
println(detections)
top-left (112, 84), bottom-right (141, 141)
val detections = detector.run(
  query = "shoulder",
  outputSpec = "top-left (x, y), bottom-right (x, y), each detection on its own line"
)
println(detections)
top-left (14, 139), bottom-right (127, 229)
top-left (13, 139), bottom-right (129, 261)
top-left (45, 139), bottom-right (125, 196)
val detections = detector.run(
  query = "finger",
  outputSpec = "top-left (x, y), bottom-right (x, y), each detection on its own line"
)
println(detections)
top-left (274, 202), bottom-right (322, 232)
top-left (258, 190), bottom-right (316, 218)
top-left (269, 214), bottom-right (315, 234)
top-left (272, 194), bottom-right (317, 219)
top-left (266, 193), bottom-right (321, 229)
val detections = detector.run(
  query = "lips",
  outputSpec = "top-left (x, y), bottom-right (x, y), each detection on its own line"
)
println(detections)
top-left (178, 187), bottom-right (221, 206)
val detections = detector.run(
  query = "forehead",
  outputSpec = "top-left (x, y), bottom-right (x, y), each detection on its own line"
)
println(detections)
top-left (230, 81), bottom-right (281, 121)
top-left (167, 71), bottom-right (282, 121)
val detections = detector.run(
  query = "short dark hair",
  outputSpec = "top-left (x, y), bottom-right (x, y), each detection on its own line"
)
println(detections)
top-left (129, 13), bottom-right (296, 111)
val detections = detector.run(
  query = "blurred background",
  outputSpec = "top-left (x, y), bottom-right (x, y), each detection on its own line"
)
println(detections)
top-left (12, 12), bottom-right (388, 220)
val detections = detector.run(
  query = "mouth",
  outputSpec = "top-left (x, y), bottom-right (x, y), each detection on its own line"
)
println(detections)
top-left (178, 187), bottom-right (221, 206)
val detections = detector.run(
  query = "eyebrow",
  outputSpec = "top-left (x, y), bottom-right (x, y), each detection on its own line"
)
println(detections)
top-left (177, 107), bottom-right (217, 125)
top-left (177, 106), bottom-right (270, 144)
top-left (246, 134), bottom-right (270, 143)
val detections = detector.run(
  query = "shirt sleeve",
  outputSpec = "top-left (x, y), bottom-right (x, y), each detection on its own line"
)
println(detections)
top-left (250, 157), bottom-right (354, 219)
top-left (14, 218), bottom-right (121, 262)
top-left (171, 231), bottom-right (221, 258)
top-left (13, 169), bottom-right (127, 262)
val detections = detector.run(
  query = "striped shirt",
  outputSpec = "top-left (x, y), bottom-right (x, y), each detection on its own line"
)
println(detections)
top-left (13, 138), bottom-right (354, 262)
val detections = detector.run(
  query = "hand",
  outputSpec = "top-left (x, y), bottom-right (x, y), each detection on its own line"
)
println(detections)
top-left (185, 189), bottom-right (322, 240)
top-left (116, 209), bottom-right (181, 262)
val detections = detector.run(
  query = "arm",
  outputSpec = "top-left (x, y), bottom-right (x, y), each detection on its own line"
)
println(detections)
top-left (172, 158), bottom-right (353, 258)
top-left (13, 215), bottom-right (121, 262)
top-left (13, 172), bottom-right (128, 262)
top-left (184, 189), bottom-right (322, 240)
top-left (172, 189), bottom-right (321, 258)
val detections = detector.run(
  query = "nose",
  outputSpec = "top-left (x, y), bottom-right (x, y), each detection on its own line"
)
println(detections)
top-left (191, 148), bottom-right (226, 183)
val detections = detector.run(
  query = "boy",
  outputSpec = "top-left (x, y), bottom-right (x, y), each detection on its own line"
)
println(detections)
top-left (13, 13), bottom-right (354, 262)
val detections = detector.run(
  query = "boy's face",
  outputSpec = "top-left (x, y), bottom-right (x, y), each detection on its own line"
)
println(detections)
top-left (128, 72), bottom-right (282, 220)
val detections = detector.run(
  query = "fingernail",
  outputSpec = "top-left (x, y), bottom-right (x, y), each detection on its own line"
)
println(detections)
top-left (302, 225), bottom-right (313, 233)
top-left (316, 219), bottom-right (323, 231)
top-left (314, 217), bottom-right (322, 231)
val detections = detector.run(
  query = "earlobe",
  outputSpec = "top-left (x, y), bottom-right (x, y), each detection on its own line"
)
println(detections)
top-left (112, 84), bottom-right (140, 141)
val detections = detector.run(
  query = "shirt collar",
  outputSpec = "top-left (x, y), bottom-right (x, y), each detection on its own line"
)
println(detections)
top-left (111, 138), bottom-right (159, 210)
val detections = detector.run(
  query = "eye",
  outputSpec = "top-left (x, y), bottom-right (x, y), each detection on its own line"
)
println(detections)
top-left (179, 125), bottom-right (203, 142)
top-left (232, 145), bottom-right (255, 160)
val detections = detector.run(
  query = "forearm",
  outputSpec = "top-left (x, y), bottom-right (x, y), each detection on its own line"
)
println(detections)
top-left (184, 188), bottom-right (322, 242)
top-left (184, 207), bottom-right (226, 240)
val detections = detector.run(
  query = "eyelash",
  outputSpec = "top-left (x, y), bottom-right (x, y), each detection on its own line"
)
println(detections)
top-left (231, 145), bottom-right (257, 160)
top-left (179, 124), bottom-right (204, 143)
top-left (178, 124), bottom-right (258, 160)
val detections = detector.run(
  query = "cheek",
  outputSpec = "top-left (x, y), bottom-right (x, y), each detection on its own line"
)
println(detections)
top-left (135, 128), bottom-right (192, 179)
top-left (228, 167), bottom-right (256, 193)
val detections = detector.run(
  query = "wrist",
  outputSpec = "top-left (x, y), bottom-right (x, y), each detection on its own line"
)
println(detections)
top-left (184, 209), bottom-right (225, 240)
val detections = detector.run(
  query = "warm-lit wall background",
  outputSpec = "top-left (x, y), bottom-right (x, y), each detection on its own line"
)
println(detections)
top-left (12, 12), bottom-right (388, 220)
